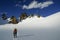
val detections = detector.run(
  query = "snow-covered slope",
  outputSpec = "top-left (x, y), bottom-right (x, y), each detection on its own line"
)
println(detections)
top-left (0, 18), bottom-right (8, 25)
top-left (0, 12), bottom-right (60, 40)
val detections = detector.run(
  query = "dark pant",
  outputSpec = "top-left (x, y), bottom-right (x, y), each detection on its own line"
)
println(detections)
top-left (13, 32), bottom-right (17, 38)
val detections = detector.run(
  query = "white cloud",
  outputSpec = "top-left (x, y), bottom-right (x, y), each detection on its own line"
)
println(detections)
top-left (23, 0), bottom-right (54, 9)
top-left (16, 4), bottom-right (21, 7)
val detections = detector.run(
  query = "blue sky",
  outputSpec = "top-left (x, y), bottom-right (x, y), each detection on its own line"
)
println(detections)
top-left (0, 0), bottom-right (60, 17)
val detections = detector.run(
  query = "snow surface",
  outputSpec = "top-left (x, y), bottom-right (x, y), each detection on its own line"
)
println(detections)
top-left (0, 12), bottom-right (60, 40)
top-left (0, 18), bottom-right (8, 25)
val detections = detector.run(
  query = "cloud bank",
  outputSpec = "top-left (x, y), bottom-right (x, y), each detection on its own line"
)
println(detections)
top-left (23, 0), bottom-right (54, 9)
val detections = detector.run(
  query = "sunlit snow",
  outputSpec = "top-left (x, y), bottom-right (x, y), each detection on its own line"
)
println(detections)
top-left (0, 12), bottom-right (60, 40)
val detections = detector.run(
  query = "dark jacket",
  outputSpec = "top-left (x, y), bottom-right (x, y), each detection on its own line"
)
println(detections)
top-left (13, 29), bottom-right (17, 34)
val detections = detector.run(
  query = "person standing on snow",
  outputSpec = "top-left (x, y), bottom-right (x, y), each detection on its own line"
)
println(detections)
top-left (13, 28), bottom-right (17, 38)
